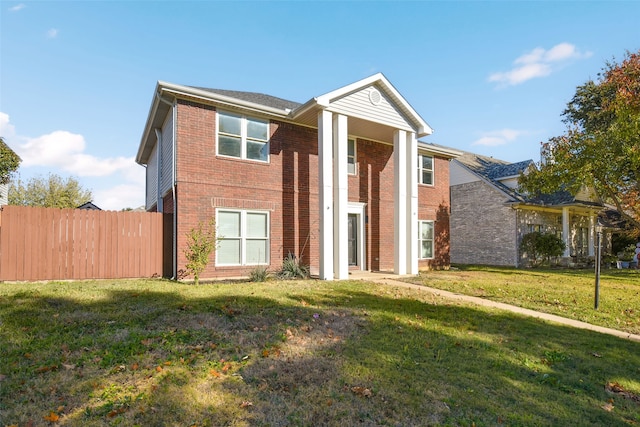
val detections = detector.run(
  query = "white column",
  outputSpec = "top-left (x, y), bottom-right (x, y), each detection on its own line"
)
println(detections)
top-left (562, 207), bottom-right (570, 257)
top-left (333, 114), bottom-right (349, 280)
top-left (588, 215), bottom-right (595, 256)
top-left (406, 132), bottom-right (418, 274)
top-left (318, 110), bottom-right (334, 280)
top-left (394, 129), bottom-right (407, 275)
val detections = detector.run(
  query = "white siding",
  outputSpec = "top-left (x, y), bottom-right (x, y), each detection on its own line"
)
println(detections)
top-left (450, 160), bottom-right (480, 185)
top-left (499, 177), bottom-right (519, 189)
top-left (0, 183), bottom-right (8, 206)
top-left (329, 85), bottom-right (412, 131)
top-left (146, 143), bottom-right (158, 209)
top-left (160, 110), bottom-right (174, 196)
top-left (576, 186), bottom-right (598, 202)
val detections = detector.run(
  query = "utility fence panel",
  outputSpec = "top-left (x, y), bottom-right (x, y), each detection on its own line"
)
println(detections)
top-left (0, 206), bottom-right (163, 281)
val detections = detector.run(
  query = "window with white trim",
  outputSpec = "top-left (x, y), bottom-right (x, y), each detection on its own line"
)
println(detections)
top-left (347, 138), bottom-right (356, 175)
top-left (216, 209), bottom-right (269, 266)
top-left (217, 111), bottom-right (269, 162)
top-left (418, 220), bottom-right (434, 259)
top-left (418, 154), bottom-right (434, 185)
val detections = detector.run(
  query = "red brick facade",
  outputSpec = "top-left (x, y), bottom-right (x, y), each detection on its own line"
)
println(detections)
top-left (169, 100), bottom-right (452, 279)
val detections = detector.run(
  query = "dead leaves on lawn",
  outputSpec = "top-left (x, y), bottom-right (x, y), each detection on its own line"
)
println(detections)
top-left (350, 385), bottom-right (373, 398)
top-left (605, 381), bottom-right (640, 404)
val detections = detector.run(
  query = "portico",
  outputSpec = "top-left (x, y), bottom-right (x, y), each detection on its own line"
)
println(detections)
top-left (291, 73), bottom-right (433, 280)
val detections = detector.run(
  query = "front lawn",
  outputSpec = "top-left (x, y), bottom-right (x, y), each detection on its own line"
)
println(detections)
top-left (407, 266), bottom-right (640, 335)
top-left (1, 278), bottom-right (639, 426)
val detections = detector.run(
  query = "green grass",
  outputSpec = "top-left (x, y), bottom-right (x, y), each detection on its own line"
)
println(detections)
top-left (406, 265), bottom-right (640, 335)
top-left (1, 277), bottom-right (639, 426)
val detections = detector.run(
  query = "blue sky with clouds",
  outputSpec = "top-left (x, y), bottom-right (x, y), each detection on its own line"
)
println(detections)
top-left (1, 1), bottom-right (638, 210)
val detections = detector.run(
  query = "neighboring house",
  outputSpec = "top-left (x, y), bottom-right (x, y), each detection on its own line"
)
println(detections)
top-left (136, 73), bottom-right (461, 280)
top-left (450, 151), bottom-right (603, 267)
top-left (77, 201), bottom-right (102, 210)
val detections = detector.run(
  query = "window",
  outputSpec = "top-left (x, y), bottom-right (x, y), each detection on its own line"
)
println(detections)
top-left (217, 210), bottom-right (269, 266)
top-left (347, 138), bottom-right (356, 175)
top-left (576, 227), bottom-right (589, 257)
top-left (418, 154), bottom-right (434, 185)
top-left (418, 220), bottom-right (434, 259)
top-left (528, 224), bottom-right (543, 233)
top-left (217, 111), bottom-right (269, 162)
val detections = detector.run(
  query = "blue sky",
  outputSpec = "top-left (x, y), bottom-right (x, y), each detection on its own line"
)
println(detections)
top-left (1, 0), bottom-right (638, 210)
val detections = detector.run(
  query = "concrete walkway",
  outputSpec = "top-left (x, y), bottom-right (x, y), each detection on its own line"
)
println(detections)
top-left (349, 271), bottom-right (640, 343)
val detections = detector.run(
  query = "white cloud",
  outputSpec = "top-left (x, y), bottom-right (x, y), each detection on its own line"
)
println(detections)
top-left (94, 182), bottom-right (145, 211)
top-left (12, 129), bottom-right (137, 177)
top-left (46, 28), bottom-right (59, 39)
top-left (0, 112), bottom-right (16, 137)
top-left (9, 4), bottom-right (26, 12)
top-left (489, 43), bottom-right (592, 87)
top-left (1, 112), bottom-right (145, 210)
top-left (472, 129), bottom-right (525, 147)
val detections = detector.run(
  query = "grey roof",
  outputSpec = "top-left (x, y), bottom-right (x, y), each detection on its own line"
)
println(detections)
top-left (188, 87), bottom-right (302, 111)
top-left (455, 151), bottom-right (601, 208)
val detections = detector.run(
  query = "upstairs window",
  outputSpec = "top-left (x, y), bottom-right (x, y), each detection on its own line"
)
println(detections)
top-left (418, 154), bottom-right (434, 185)
top-left (347, 138), bottom-right (356, 175)
top-left (217, 111), bottom-right (269, 162)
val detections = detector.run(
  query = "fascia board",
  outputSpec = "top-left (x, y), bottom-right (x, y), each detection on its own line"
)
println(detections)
top-left (313, 73), bottom-right (434, 137)
top-left (136, 82), bottom-right (164, 164)
top-left (418, 143), bottom-right (462, 159)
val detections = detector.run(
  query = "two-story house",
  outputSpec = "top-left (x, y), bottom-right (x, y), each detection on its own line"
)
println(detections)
top-left (136, 74), bottom-right (460, 280)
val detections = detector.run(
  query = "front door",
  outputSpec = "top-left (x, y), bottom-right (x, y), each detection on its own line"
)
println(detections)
top-left (348, 213), bottom-right (358, 266)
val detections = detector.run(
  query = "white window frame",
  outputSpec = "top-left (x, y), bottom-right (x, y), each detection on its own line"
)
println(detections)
top-left (418, 220), bottom-right (435, 260)
top-left (347, 138), bottom-right (357, 175)
top-left (216, 209), bottom-right (270, 266)
top-left (418, 154), bottom-right (434, 186)
top-left (216, 110), bottom-right (270, 162)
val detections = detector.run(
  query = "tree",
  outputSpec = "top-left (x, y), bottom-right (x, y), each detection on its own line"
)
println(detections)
top-left (8, 173), bottom-right (92, 208)
top-left (183, 218), bottom-right (218, 285)
top-left (0, 137), bottom-right (21, 185)
top-left (519, 50), bottom-right (640, 237)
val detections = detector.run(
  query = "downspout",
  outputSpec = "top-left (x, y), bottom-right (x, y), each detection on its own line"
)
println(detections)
top-left (155, 92), bottom-right (178, 280)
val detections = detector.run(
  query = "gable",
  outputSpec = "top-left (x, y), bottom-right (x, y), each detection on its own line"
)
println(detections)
top-left (450, 160), bottom-right (481, 186)
top-left (328, 84), bottom-right (414, 132)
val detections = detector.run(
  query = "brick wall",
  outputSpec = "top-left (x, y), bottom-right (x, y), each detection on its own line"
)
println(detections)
top-left (418, 157), bottom-right (452, 269)
top-left (173, 99), bottom-right (451, 278)
top-left (450, 180), bottom-right (518, 266)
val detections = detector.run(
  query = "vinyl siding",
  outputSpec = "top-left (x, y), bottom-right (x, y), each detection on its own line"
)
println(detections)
top-left (160, 109), bottom-right (174, 196)
top-left (329, 85), bottom-right (412, 131)
top-left (146, 143), bottom-right (158, 209)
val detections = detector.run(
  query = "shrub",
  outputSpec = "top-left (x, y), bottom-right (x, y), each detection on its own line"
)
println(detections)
top-left (520, 232), bottom-right (566, 267)
top-left (184, 218), bottom-right (218, 285)
top-left (277, 253), bottom-right (309, 279)
top-left (249, 266), bottom-right (269, 282)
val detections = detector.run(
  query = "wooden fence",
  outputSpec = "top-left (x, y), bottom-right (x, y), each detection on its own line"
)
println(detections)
top-left (0, 206), bottom-right (163, 281)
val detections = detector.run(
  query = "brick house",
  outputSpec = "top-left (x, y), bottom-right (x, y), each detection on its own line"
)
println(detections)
top-left (136, 74), bottom-right (461, 280)
top-left (450, 151), bottom-right (603, 267)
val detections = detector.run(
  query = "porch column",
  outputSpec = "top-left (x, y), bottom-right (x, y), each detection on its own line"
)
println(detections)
top-left (394, 129), bottom-right (407, 275)
top-left (333, 114), bottom-right (349, 280)
top-left (588, 215), bottom-right (595, 256)
top-left (406, 131), bottom-right (418, 274)
top-left (562, 207), bottom-right (570, 257)
top-left (318, 110), bottom-right (334, 280)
